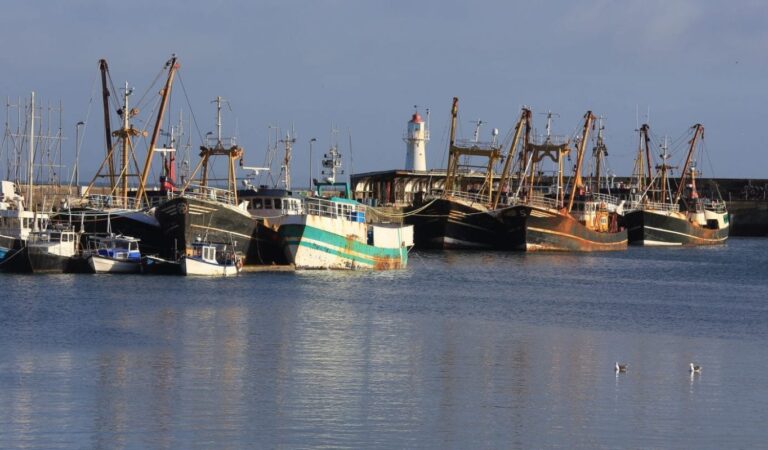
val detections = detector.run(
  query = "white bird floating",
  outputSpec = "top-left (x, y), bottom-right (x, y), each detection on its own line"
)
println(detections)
top-left (689, 363), bottom-right (702, 374)
top-left (615, 362), bottom-right (628, 373)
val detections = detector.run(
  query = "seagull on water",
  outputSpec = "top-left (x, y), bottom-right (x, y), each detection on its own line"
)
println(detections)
top-left (689, 363), bottom-right (702, 374)
top-left (615, 362), bottom-right (628, 373)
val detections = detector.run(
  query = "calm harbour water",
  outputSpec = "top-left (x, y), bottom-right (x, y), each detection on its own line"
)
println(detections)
top-left (1, 239), bottom-right (767, 449)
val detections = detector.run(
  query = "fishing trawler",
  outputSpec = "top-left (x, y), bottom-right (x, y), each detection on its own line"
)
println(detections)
top-left (52, 57), bottom-right (179, 256)
top-left (406, 98), bottom-right (530, 249)
top-left (236, 133), bottom-right (302, 265)
top-left (154, 97), bottom-right (260, 264)
top-left (500, 111), bottom-right (627, 251)
top-left (622, 124), bottom-right (729, 245)
top-left (280, 143), bottom-right (413, 269)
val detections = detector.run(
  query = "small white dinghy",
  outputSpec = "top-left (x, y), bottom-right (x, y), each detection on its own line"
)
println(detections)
top-left (181, 241), bottom-right (242, 277)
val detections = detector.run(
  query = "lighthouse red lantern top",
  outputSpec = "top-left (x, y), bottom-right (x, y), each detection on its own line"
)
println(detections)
top-left (410, 112), bottom-right (423, 124)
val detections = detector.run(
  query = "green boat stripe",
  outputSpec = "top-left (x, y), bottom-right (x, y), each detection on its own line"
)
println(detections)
top-left (281, 224), bottom-right (405, 263)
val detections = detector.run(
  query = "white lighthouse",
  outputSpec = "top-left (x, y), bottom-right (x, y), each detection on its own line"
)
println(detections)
top-left (404, 106), bottom-right (429, 171)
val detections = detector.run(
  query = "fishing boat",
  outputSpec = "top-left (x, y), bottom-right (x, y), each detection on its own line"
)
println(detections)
top-left (181, 240), bottom-right (242, 276)
top-left (500, 111), bottom-right (628, 251)
top-left (622, 124), bottom-right (729, 245)
top-left (1, 93), bottom-right (53, 261)
top-left (83, 233), bottom-right (141, 273)
top-left (0, 227), bottom-right (80, 273)
top-left (0, 181), bottom-right (50, 261)
top-left (154, 97), bottom-right (260, 264)
top-left (280, 144), bottom-right (413, 269)
top-left (236, 133), bottom-right (303, 265)
top-left (406, 98), bottom-right (530, 250)
top-left (52, 57), bottom-right (179, 256)
top-left (239, 186), bottom-right (301, 264)
top-left (280, 195), bottom-right (413, 269)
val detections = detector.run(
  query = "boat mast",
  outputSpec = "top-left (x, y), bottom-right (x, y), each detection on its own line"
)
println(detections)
top-left (567, 111), bottom-right (595, 213)
top-left (116, 82), bottom-right (141, 206)
top-left (135, 55), bottom-right (179, 205)
top-left (181, 96), bottom-right (244, 203)
top-left (592, 116), bottom-right (607, 194)
top-left (657, 137), bottom-right (672, 203)
top-left (27, 91), bottom-right (35, 211)
top-left (674, 124), bottom-right (704, 204)
top-left (443, 97), bottom-right (501, 200)
top-left (280, 129), bottom-right (296, 189)
top-left (491, 107), bottom-right (530, 209)
top-left (642, 124), bottom-right (653, 194)
top-left (99, 59), bottom-right (117, 191)
top-left (444, 97), bottom-right (460, 193)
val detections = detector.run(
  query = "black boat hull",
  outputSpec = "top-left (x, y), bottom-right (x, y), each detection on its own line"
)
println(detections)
top-left (0, 235), bottom-right (22, 262)
top-left (623, 209), bottom-right (729, 246)
top-left (52, 208), bottom-right (164, 256)
top-left (0, 246), bottom-right (79, 273)
top-left (155, 197), bottom-right (261, 265)
top-left (141, 255), bottom-right (183, 275)
top-left (500, 205), bottom-right (628, 251)
top-left (406, 198), bottom-right (524, 250)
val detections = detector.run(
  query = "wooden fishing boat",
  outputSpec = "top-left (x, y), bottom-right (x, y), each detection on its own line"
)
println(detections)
top-left (502, 111), bottom-right (627, 251)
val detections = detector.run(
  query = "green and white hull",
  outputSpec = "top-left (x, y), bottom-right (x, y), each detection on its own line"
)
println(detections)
top-left (280, 199), bottom-right (412, 270)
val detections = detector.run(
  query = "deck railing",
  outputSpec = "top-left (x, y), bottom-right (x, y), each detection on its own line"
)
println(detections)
top-left (444, 189), bottom-right (490, 205)
top-left (625, 200), bottom-right (680, 213)
top-left (170, 185), bottom-right (239, 206)
top-left (527, 193), bottom-right (560, 210)
top-left (85, 195), bottom-right (144, 210)
top-left (304, 197), bottom-right (366, 222)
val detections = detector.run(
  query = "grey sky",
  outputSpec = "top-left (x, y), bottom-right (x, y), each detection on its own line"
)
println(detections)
top-left (1, 0), bottom-right (766, 186)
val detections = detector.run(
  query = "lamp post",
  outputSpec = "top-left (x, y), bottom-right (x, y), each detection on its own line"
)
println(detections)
top-left (309, 137), bottom-right (317, 190)
top-left (75, 121), bottom-right (84, 187)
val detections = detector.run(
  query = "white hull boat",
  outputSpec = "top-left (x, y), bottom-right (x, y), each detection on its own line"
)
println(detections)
top-left (88, 254), bottom-right (141, 274)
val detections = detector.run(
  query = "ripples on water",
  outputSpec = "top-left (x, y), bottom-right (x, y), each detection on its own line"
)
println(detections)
top-left (1, 239), bottom-right (767, 448)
